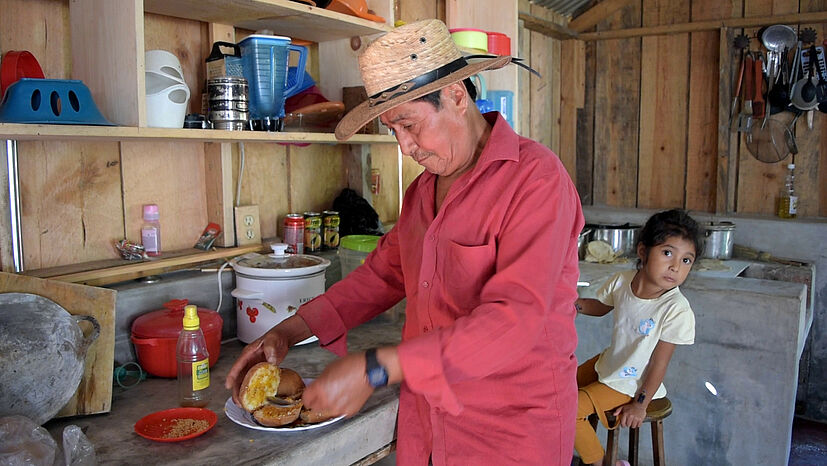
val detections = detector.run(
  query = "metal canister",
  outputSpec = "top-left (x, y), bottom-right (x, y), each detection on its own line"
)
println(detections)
top-left (283, 214), bottom-right (305, 254)
top-left (207, 77), bottom-right (249, 130)
top-left (303, 212), bottom-right (322, 253)
top-left (322, 210), bottom-right (340, 250)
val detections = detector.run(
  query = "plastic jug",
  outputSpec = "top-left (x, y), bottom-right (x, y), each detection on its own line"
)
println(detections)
top-left (145, 50), bottom-right (190, 128)
top-left (239, 35), bottom-right (308, 121)
top-left (470, 74), bottom-right (494, 113)
top-left (488, 89), bottom-right (514, 127)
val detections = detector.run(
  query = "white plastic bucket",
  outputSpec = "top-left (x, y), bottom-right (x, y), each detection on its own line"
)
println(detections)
top-left (146, 79), bottom-right (190, 128)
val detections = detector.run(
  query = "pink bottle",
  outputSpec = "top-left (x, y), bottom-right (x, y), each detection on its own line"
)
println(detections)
top-left (141, 204), bottom-right (162, 257)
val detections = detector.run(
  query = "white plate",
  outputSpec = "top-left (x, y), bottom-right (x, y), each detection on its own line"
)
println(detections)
top-left (223, 378), bottom-right (345, 432)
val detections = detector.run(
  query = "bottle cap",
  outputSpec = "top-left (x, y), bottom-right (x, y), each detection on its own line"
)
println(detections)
top-left (143, 204), bottom-right (160, 221)
top-left (182, 304), bottom-right (200, 330)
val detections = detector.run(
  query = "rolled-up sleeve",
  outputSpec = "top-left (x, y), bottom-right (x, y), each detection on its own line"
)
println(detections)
top-left (298, 226), bottom-right (406, 356)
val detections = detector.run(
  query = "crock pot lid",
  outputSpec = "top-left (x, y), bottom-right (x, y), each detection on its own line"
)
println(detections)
top-left (233, 253), bottom-right (328, 271)
top-left (131, 303), bottom-right (223, 338)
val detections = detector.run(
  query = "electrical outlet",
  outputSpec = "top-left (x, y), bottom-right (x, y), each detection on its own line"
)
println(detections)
top-left (234, 205), bottom-right (261, 246)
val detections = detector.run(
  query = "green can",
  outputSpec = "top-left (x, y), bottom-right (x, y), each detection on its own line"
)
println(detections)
top-left (303, 212), bottom-right (322, 252)
top-left (322, 210), bottom-right (340, 250)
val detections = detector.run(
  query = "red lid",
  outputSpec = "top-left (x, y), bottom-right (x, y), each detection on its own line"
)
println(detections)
top-left (131, 299), bottom-right (223, 339)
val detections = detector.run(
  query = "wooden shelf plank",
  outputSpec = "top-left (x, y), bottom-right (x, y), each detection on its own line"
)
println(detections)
top-left (143, 0), bottom-right (391, 42)
top-left (23, 244), bottom-right (267, 286)
top-left (0, 123), bottom-right (397, 144)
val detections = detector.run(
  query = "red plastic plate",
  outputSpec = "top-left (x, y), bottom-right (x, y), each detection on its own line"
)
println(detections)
top-left (134, 407), bottom-right (217, 442)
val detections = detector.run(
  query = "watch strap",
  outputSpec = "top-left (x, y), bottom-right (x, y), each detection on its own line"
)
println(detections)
top-left (365, 348), bottom-right (389, 388)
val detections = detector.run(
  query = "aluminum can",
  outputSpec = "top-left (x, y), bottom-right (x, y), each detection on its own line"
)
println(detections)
top-left (303, 212), bottom-right (322, 252)
top-left (322, 210), bottom-right (340, 250)
top-left (284, 214), bottom-right (305, 254)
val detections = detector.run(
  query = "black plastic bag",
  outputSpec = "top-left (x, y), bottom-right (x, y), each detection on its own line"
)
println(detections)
top-left (332, 188), bottom-right (384, 237)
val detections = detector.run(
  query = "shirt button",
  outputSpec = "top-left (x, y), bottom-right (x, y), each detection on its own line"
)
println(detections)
top-left (422, 326), bottom-right (429, 332)
top-left (429, 235), bottom-right (435, 241)
top-left (422, 281), bottom-right (429, 288)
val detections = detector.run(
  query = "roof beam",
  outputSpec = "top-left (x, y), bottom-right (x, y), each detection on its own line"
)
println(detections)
top-left (579, 11), bottom-right (827, 41)
top-left (568, 0), bottom-right (635, 33)
top-left (519, 12), bottom-right (580, 40)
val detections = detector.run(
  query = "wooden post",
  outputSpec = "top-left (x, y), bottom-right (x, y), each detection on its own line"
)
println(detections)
top-left (717, 27), bottom-right (737, 214)
top-left (205, 142), bottom-right (236, 247)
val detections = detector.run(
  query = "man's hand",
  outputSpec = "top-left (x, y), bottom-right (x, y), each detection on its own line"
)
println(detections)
top-left (613, 402), bottom-right (647, 429)
top-left (225, 316), bottom-right (311, 407)
top-left (301, 352), bottom-right (375, 418)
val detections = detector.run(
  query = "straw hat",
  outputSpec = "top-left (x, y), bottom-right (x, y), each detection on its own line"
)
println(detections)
top-left (334, 19), bottom-right (511, 140)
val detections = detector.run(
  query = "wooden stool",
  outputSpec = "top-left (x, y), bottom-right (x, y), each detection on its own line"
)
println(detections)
top-left (589, 397), bottom-right (672, 466)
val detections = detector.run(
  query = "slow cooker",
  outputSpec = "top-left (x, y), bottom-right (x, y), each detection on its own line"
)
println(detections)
top-left (131, 299), bottom-right (223, 378)
top-left (230, 243), bottom-right (330, 344)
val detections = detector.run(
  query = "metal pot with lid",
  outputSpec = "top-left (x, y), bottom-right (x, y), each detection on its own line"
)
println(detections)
top-left (702, 221), bottom-right (736, 260)
top-left (0, 293), bottom-right (100, 425)
top-left (589, 223), bottom-right (641, 258)
top-left (230, 243), bottom-right (330, 344)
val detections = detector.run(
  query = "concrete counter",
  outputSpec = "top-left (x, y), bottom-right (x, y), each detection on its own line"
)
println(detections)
top-left (576, 262), bottom-right (811, 466)
top-left (44, 320), bottom-right (403, 466)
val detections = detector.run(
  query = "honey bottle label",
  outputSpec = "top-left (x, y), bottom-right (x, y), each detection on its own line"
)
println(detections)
top-left (192, 359), bottom-right (210, 391)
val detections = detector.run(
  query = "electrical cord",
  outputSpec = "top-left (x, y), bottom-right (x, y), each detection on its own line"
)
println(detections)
top-left (215, 260), bottom-right (231, 313)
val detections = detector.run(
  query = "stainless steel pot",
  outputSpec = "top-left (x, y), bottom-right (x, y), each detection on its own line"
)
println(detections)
top-left (702, 222), bottom-right (736, 259)
top-left (590, 223), bottom-right (641, 258)
top-left (0, 293), bottom-right (100, 425)
top-left (577, 228), bottom-right (592, 260)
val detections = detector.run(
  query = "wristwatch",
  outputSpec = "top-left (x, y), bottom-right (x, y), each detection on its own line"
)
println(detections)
top-left (365, 348), bottom-right (389, 388)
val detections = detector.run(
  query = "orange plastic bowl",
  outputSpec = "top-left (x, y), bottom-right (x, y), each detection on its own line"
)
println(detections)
top-left (134, 407), bottom-right (217, 442)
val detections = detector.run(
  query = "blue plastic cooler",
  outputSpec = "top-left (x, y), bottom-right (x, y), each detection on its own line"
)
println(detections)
top-left (239, 35), bottom-right (307, 120)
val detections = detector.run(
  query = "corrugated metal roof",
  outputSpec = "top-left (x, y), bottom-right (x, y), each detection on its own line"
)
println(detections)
top-left (529, 0), bottom-right (592, 17)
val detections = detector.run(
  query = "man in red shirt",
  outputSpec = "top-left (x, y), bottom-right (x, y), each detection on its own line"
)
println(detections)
top-left (227, 19), bottom-right (583, 465)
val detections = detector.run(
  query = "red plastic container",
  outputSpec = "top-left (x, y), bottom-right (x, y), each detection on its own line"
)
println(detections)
top-left (486, 32), bottom-right (511, 56)
top-left (131, 299), bottom-right (223, 378)
top-left (0, 50), bottom-right (45, 97)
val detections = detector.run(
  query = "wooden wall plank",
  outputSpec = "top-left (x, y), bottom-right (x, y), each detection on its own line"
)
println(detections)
top-left (144, 13), bottom-right (209, 115)
top-left (559, 39), bottom-right (585, 181)
top-left (289, 143), bottom-right (347, 235)
top-left (370, 144), bottom-right (401, 223)
top-left (593, 0), bottom-right (641, 207)
top-left (529, 3), bottom-right (554, 148)
top-left (736, 0), bottom-right (799, 214)
top-left (687, 1), bottom-right (742, 213)
top-left (70, 0), bottom-right (143, 127)
top-left (233, 143), bottom-right (289, 240)
top-left (0, 0), bottom-right (71, 80)
top-left (637, 0), bottom-right (690, 209)
top-left (576, 39), bottom-right (596, 205)
top-left (121, 142), bottom-right (207, 251)
top-left (19, 141), bottom-right (124, 269)
top-left (795, 0), bottom-right (827, 217)
top-left (518, 0), bottom-right (533, 136)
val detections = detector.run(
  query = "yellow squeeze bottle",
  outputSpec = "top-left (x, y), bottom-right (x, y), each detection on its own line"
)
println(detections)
top-left (177, 305), bottom-right (210, 407)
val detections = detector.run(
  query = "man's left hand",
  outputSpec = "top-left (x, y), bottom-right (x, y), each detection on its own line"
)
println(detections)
top-left (302, 352), bottom-right (374, 418)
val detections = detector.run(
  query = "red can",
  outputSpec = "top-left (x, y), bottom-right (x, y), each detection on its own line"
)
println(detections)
top-left (284, 214), bottom-right (304, 254)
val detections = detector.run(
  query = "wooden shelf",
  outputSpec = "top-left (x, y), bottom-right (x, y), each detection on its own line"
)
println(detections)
top-left (0, 123), bottom-right (397, 144)
top-left (23, 244), bottom-right (267, 287)
top-left (143, 0), bottom-right (392, 42)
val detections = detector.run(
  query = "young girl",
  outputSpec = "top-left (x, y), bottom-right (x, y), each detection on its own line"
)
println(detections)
top-left (573, 209), bottom-right (702, 466)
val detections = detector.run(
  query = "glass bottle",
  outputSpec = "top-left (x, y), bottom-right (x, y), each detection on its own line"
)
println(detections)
top-left (777, 163), bottom-right (798, 219)
top-left (177, 304), bottom-right (210, 407)
top-left (141, 204), bottom-right (162, 256)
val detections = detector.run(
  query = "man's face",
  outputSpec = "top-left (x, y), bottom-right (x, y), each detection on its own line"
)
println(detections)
top-left (379, 85), bottom-right (471, 177)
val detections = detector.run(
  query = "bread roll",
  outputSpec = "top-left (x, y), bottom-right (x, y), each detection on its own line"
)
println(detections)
top-left (253, 400), bottom-right (303, 427)
top-left (238, 362), bottom-right (307, 427)
top-left (299, 406), bottom-right (335, 424)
